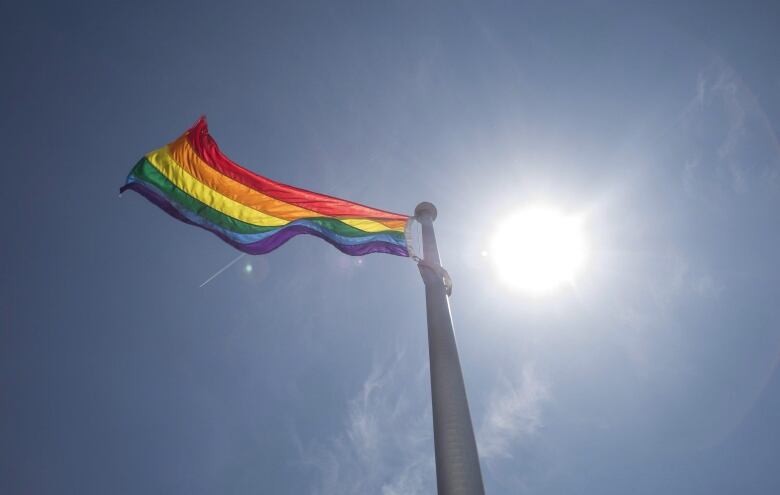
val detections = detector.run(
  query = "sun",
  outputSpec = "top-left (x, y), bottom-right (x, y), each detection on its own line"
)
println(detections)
top-left (490, 206), bottom-right (587, 294)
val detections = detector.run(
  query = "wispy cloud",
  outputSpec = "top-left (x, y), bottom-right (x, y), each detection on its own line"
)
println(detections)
top-left (679, 59), bottom-right (780, 193)
top-left (477, 364), bottom-right (549, 461)
top-left (299, 350), bottom-right (434, 495)
top-left (300, 356), bottom-right (552, 493)
top-left (644, 251), bottom-right (724, 310)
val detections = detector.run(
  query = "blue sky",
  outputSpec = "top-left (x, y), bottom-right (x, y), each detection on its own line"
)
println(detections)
top-left (2, 1), bottom-right (780, 493)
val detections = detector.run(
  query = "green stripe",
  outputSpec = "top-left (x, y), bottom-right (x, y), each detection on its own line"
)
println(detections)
top-left (128, 158), bottom-right (406, 240)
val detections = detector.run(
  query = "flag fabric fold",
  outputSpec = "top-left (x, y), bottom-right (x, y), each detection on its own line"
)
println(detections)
top-left (121, 117), bottom-right (411, 257)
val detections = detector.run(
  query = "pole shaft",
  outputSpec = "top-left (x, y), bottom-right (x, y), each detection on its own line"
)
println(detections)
top-left (415, 202), bottom-right (485, 495)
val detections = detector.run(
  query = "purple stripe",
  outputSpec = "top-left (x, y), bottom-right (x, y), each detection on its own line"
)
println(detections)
top-left (122, 182), bottom-right (409, 257)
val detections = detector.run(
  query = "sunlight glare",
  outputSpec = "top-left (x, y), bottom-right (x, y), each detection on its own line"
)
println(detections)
top-left (490, 206), bottom-right (587, 294)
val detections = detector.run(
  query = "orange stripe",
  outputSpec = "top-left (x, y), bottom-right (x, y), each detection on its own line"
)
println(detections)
top-left (186, 117), bottom-right (409, 221)
top-left (166, 135), bottom-right (407, 231)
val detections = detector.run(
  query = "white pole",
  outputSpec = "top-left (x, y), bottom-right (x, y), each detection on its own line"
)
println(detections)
top-left (415, 202), bottom-right (485, 495)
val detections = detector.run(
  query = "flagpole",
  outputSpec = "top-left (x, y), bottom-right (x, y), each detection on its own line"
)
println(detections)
top-left (415, 202), bottom-right (485, 495)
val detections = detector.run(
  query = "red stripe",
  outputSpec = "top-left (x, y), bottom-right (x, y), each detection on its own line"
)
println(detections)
top-left (185, 117), bottom-right (409, 221)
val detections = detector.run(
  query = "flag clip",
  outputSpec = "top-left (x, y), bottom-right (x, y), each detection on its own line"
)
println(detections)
top-left (417, 261), bottom-right (453, 296)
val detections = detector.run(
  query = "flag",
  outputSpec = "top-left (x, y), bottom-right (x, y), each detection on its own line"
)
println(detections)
top-left (121, 117), bottom-right (410, 257)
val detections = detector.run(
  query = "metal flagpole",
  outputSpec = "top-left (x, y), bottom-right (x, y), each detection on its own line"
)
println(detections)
top-left (415, 202), bottom-right (485, 495)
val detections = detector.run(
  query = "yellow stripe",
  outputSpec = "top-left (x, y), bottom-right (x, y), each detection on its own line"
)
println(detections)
top-left (147, 148), bottom-right (288, 226)
top-left (341, 218), bottom-right (402, 231)
top-left (145, 146), bottom-right (405, 233)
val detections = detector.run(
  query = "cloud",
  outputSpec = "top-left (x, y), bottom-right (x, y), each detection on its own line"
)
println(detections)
top-left (477, 364), bottom-right (549, 460)
top-left (299, 350), bottom-right (435, 495)
top-left (643, 251), bottom-right (724, 310)
top-left (300, 356), bottom-right (553, 493)
top-left (679, 59), bottom-right (780, 194)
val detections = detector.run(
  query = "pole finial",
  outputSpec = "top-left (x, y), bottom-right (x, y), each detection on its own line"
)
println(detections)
top-left (414, 202), bottom-right (437, 222)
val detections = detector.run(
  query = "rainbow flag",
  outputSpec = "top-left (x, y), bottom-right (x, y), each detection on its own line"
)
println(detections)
top-left (121, 118), bottom-right (411, 257)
